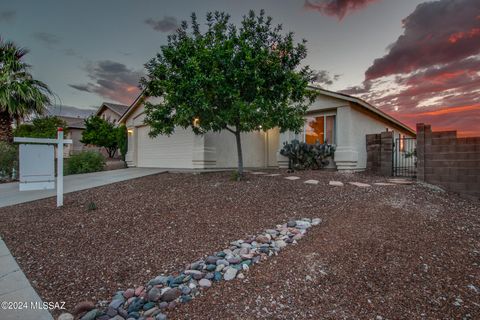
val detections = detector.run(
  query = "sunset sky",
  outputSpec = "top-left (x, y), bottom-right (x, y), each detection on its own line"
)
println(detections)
top-left (2, 0), bottom-right (479, 136)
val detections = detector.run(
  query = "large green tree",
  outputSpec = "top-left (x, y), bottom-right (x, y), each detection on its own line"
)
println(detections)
top-left (142, 10), bottom-right (316, 177)
top-left (0, 38), bottom-right (52, 142)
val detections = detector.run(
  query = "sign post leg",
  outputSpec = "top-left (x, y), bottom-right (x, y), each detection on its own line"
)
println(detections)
top-left (57, 129), bottom-right (64, 207)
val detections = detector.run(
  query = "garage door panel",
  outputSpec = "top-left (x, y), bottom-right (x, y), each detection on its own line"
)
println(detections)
top-left (137, 126), bottom-right (194, 168)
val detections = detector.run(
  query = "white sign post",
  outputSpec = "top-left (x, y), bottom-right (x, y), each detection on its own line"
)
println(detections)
top-left (14, 128), bottom-right (72, 207)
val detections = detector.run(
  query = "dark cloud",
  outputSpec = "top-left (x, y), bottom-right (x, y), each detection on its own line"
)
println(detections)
top-left (365, 0), bottom-right (480, 80)
top-left (0, 10), bottom-right (15, 23)
top-left (304, 0), bottom-right (380, 20)
top-left (342, 0), bottom-right (480, 136)
top-left (341, 55), bottom-right (480, 136)
top-left (69, 60), bottom-right (143, 104)
top-left (69, 84), bottom-right (90, 92)
top-left (32, 32), bottom-right (62, 48)
top-left (311, 70), bottom-right (341, 86)
top-left (145, 16), bottom-right (179, 32)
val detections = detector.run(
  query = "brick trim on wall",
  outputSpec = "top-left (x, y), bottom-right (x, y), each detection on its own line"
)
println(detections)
top-left (366, 131), bottom-right (393, 176)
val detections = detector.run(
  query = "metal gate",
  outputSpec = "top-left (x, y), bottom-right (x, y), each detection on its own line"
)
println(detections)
top-left (393, 137), bottom-right (417, 177)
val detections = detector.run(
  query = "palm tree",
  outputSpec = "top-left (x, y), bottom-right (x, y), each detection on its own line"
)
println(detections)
top-left (0, 37), bottom-right (52, 142)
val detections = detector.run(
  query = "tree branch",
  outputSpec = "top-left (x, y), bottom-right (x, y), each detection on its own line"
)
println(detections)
top-left (225, 126), bottom-right (236, 134)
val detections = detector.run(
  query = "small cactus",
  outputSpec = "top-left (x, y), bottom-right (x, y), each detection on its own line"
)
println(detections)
top-left (87, 201), bottom-right (97, 211)
top-left (280, 139), bottom-right (335, 170)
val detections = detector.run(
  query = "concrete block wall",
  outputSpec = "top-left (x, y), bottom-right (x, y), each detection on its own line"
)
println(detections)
top-left (366, 134), bottom-right (381, 173)
top-left (380, 131), bottom-right (393, 177)
top-left (366, 131), bottom-right (393, 176)
top-left (417, 123), bottom-right (480, 198)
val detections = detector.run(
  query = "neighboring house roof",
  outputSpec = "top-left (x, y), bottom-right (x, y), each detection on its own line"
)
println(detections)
top-left (46, 105), bottom-right (96, 119)
top-left (59, 116), bottom-right (87, 129)
top-left (307, 85), bottom-right (416, 136)
top-left (119, 87), bottom-right (416, 136)
top-left (96, 102), bottom-right (130, 118)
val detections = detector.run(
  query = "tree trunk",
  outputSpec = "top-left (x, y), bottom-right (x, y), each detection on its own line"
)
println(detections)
top-left (106, 147), bottom-right (117, 159)
top-left (0, 110), bottom-right (13, 143)
top-left (234, 130), bottom-right (244, 179)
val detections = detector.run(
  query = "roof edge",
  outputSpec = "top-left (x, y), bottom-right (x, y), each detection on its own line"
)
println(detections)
top-left (119, 87), bottom-right (416, 136)
top-left (307, 85), bottom-right (416, 136)
top-left (119, 91), bottom-right (146, 124)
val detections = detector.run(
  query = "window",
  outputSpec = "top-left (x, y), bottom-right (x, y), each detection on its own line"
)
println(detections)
top-left (304, 115), bottom-right (335, 144)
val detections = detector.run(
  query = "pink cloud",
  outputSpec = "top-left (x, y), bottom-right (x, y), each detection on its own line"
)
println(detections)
top-left (69, 60), bottom-right (143, 105)
top-left (341, 0), bottom-right (480, 137)
top-left (365, 0), bottom-right (480, 80)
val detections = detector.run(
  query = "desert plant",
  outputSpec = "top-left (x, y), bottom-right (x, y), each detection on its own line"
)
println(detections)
top-left (404, 148), bottom-right (417, 158)
top-left (86, 201), bottom-right (97, 211)
top-left (64, 151), bottom-right (105, 175)
top-left (280, 139), bottom-right (335, 170)
top-left (0, 141), bottom-right (18, 180)
top-left (230, 170), bottom-right (241, 181)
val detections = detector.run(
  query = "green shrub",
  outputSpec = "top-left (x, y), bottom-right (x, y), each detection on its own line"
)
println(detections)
top-left (117, 125), bottom-right (128, 160)
top-left (14, 116), bottom-right (68, 139)
top-left (64, 151), bottom-right (105, 175)
top-left (280, 139), bottom-right (335, 170)
top-left (230, 170), bottom-right (241, 181)
top-left (87, 201), bottom-right (97, 211)
top-left (0, 142), bottom-right (18, 181)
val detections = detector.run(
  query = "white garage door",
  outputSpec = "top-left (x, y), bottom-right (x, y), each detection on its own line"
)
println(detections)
top-left (136, 126), bottom-right (195, 168)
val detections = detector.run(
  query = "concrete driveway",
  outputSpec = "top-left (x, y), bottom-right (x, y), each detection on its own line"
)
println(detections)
top-left (0, 167), bottom-right (165, 208)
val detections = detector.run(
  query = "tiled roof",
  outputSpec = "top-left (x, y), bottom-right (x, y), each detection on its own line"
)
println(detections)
top-left (101, 103), bottom-right (129, 116)
top-left (58, 116), bottom-right (86, 129)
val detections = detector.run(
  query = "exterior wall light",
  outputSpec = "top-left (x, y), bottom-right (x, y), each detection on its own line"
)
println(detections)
top-left (193, 117), bottom-right (200, 127)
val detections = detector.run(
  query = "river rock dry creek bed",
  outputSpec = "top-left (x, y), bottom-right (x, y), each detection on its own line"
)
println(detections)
top-left (0, 170), bottom-right (479, 319)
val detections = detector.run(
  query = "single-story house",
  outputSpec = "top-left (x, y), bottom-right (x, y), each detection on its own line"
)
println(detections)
top-left (60, 116), bottom-right (88, 156)
top-left (119, 86), bottom-right (415, 171)
top-left (46, 105), bottom-right (97, 157)
top-left (96, 102), bottom-right (129, 125)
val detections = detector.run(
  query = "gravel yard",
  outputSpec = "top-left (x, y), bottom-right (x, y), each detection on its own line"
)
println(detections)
top-left (0, 170), bottom-right (479, 319)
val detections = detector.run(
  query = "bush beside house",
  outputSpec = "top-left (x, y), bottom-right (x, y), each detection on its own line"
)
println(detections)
top-left (64, 151), bottom-right (105, 175)
top-left (14, 116), bottom-right (68, 138)
top-left (0, 141), bottom-right (18, 181)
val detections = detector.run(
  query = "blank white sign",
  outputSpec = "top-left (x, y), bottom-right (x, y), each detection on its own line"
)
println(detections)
top-left (19, 144), bottom-right (55, 191)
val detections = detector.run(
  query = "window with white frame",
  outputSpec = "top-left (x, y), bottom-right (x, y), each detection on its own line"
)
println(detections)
top-left (304, 114), bottom-right (336, 144)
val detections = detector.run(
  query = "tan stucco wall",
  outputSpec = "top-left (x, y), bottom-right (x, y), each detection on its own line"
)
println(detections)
top-left (123, 93), bottom-right (414, 171)
top-left (278, 96), bottom-right (414, 171)
top-left (63, 128), bottom-right (103, 157)
top-left (204, 130), bottom-right (268, 168)
top-left (123, 98), bottom-right (198, 168)
top-left (98, 108), bottom-right (121, 124)
top-left (337, 104), bottom-right (413, 170)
